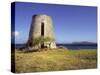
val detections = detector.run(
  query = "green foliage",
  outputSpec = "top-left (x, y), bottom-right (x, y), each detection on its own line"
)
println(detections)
top-left (33, 36), bottom-right (54, 46)
top-left (15, 49), bottom-right (97, 73)
top-left (44, 37), bottom-right (54, 42)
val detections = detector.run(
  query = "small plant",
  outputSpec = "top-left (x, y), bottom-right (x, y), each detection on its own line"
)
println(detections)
top-left (32, 36), bottom-right (54, 48)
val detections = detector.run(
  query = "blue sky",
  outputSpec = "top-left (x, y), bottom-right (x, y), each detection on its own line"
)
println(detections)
top-left (12, 2), bottom-right (97, 44)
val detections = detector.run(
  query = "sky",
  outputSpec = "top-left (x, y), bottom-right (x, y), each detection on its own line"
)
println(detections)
top-left (12, 2), bottom-right (97, 44)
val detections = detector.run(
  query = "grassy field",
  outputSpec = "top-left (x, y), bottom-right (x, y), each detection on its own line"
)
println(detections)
top-left (14, 48), bottom-right (97, 73)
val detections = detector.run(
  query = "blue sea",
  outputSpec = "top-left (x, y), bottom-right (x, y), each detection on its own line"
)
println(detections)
top-left (56, 44), bottom-right (97, 49)
top-left (14, 43), bottom-right (97, 50)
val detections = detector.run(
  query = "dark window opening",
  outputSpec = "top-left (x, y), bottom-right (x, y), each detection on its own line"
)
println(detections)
top-left (41, 22), bottom-right (44, 36)
top-left (29, 42), bottom-right (32, 47)
top-left (41, 22), bottom-right (44, 48)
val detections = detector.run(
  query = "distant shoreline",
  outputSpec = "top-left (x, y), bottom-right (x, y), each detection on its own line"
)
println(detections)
top-left (12, 43), bottom-right (97, 49)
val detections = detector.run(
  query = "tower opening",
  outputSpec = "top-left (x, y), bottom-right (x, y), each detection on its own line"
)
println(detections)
top-left (41, 22), bottom-right (44, 48)
top-left (41, 22), bottom-right (44, 36)
top-left (29, 42), bottom-right (32, 47)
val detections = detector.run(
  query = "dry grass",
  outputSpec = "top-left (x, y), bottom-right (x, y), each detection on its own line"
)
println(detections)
top-left (13, 48), bottom-right (97, 73)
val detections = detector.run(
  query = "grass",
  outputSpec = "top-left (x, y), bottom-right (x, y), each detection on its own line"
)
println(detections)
top-left (13, 48), bottom-right (97, 73)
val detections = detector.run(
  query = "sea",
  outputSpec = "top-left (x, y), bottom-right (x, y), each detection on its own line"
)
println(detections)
top-left (56, 44), bottom-right (97, 49)
top-left (14, 43), bottom-right (97, 50)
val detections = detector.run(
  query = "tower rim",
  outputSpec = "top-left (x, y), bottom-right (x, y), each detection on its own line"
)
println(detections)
top-left (32, 14), bottom-right (51, 18)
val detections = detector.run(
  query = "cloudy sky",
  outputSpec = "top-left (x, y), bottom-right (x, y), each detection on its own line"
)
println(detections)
top-left (11, 2), bottom-right (97, 44)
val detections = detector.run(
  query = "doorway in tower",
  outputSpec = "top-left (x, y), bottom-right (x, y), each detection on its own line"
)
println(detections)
top-left (41, 22), bottom-right (44, 48)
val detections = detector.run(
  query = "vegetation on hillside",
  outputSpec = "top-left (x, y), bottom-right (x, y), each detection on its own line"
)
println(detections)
top-left (13, 48), bottom-right (97, 73)
top-left (29, 36), bottom-right (54, 47)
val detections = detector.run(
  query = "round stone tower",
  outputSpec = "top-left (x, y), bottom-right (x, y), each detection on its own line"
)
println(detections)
top-left (27, 14), bottom-right (56, 49)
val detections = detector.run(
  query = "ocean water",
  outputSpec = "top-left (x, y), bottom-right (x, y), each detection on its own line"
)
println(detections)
top-left (56, 44), bottom-right (97, 49)
top-left (14, 44), bottom-right (97, 50)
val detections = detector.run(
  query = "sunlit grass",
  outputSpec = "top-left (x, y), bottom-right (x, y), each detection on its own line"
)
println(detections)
top-left (14, 48), bottom-right (97, 73)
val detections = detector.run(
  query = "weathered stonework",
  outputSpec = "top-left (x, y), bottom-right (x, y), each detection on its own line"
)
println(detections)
top-left (27, 14), bottom-right (56, 49)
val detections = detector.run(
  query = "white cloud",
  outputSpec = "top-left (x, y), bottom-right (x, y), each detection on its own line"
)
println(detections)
top-left (12, 31), bottom-right (19, 37)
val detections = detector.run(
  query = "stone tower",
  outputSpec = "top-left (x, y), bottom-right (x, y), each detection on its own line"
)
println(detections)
top-left (27, 14), bottom-right (56, 49)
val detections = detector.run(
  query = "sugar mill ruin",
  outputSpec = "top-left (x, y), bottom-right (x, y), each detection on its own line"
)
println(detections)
top-left (27, 14), bottom-right (56, 49)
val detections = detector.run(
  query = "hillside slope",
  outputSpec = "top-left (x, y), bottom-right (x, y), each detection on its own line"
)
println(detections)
top-left (14, 48), bottom-right (97, 73)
